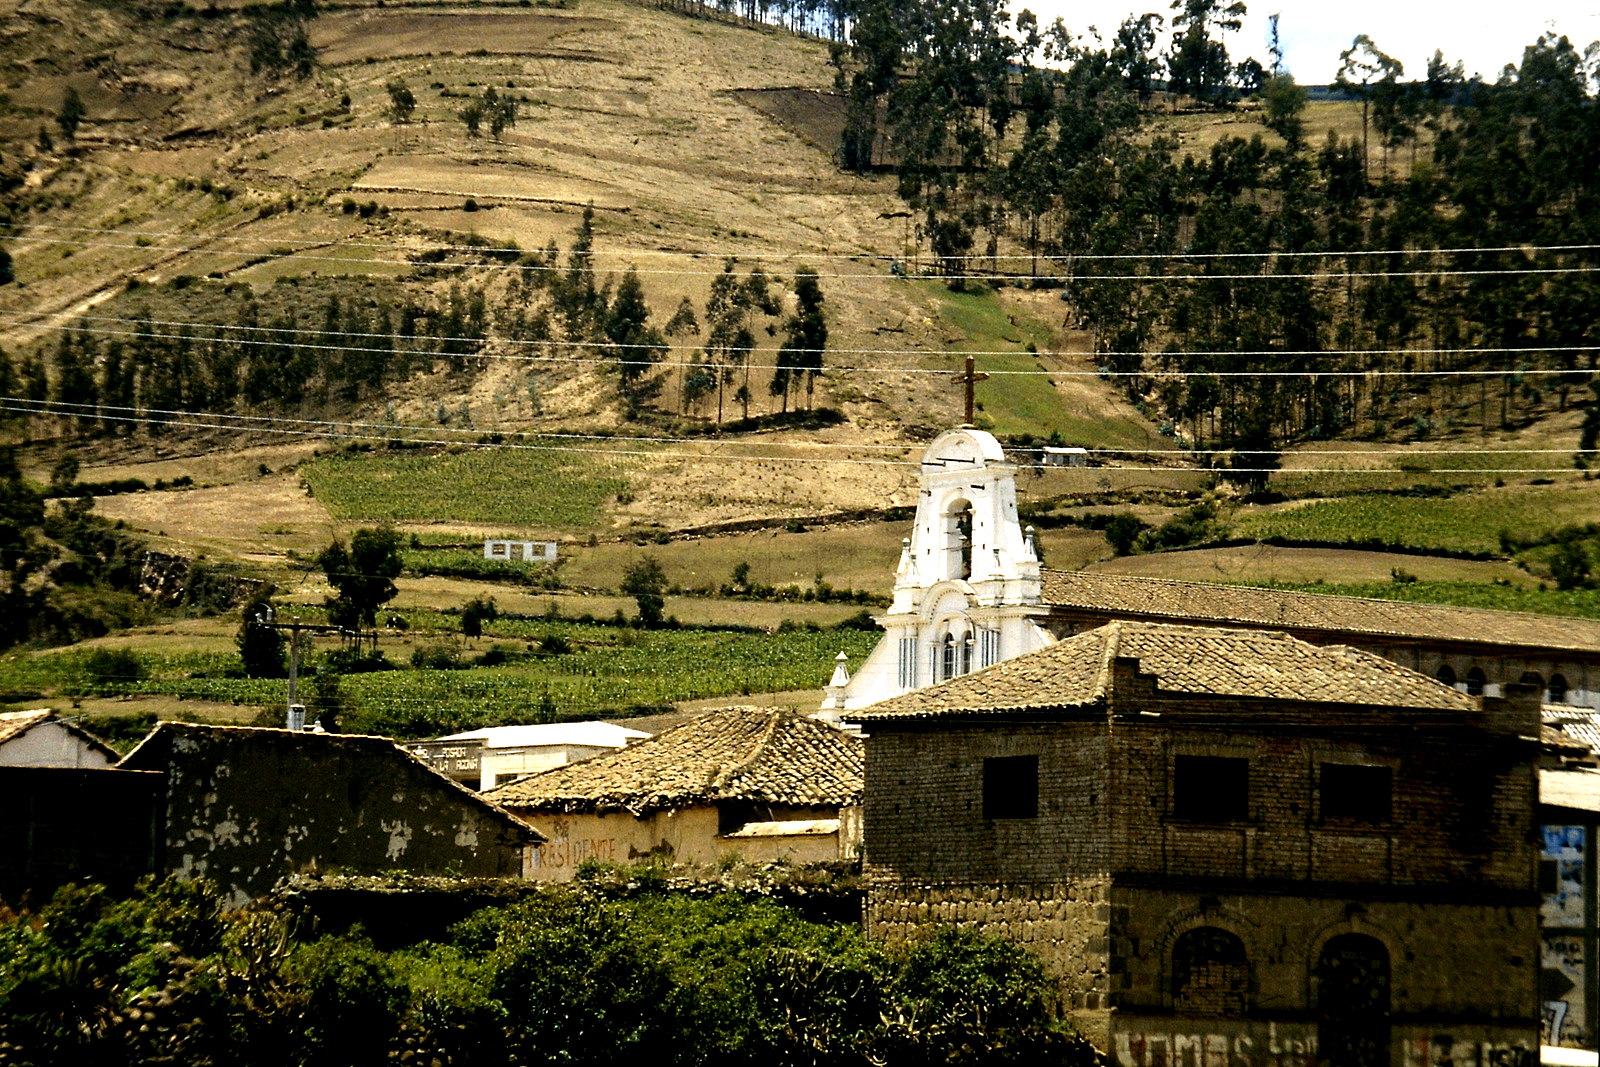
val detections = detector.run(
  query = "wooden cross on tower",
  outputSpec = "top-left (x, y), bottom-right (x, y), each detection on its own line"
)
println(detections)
top-left (951, 353), bottom-right (989, 426)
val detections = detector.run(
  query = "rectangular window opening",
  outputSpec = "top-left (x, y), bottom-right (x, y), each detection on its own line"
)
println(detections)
top-left (983, 755), bottom-right (1038, 820)
top-left (1319, 763), bottom-right (1392, 824)
top-left (1174, 754), bottom-right (1249, 823)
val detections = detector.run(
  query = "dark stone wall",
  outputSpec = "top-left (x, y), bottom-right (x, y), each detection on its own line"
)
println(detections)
top-left (0, 766), bottom-right (162, 903)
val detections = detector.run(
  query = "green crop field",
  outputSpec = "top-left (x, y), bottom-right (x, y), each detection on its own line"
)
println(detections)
top-left (1234, 480), bottom-right (1600, 556)
top-left (0, 621), bottom-right (880, 740)
top-left (301, 447), bottom-right (632, 528)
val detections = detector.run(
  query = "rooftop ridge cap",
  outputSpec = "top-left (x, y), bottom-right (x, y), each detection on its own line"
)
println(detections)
top-left (1090, 620), bottom-right (1123, 700)
top-left (716, 707), bottom-right (785, 793)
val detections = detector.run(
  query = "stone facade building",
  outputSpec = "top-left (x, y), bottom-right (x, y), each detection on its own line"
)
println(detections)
top-left (851, 620), bottom-right (1542, 1065)
top-left (487, 706), bottom-right (862, 879)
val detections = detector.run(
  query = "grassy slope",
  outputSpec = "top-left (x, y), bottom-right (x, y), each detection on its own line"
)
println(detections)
top-left (1, 2), bottom-right (1594, 728)
top-left (1234, 480), bottom-right (1600, 556)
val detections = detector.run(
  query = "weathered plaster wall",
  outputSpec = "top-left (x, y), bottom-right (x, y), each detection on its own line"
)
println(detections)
top-left (126, 727), bottom-right (534, 905)
top-left (524, 804), bottom-right (845, 880)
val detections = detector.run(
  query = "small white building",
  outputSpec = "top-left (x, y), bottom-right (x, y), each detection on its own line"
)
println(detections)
top-left (0, 710), bottom-right (120, 769)
top-left (1041, 445), bottom-right (1089, 467)
top-left (483, 540), bottom-right (558, 563)
top-left (410, 720), bottom-right (650, 790)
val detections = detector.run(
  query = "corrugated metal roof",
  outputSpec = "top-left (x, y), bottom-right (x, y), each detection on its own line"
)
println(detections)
top-left (1542, 769), bottom-right (1600, 813)
top-left (1546, 707), bottom-right (1600, 754)
top-left (434, 721), bottom-right (650, 749)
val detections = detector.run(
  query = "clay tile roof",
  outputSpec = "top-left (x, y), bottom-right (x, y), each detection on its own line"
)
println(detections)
top-left (0, 709), bottom-right (52, 745)
top-left (853, 620), bottom-right (1478, 721)
top-left (483, 706), bottom-right (863, 816)
top-left (1041, 569), bottom-right (1600, 654)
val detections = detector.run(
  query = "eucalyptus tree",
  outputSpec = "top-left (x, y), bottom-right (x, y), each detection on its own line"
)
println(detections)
top-left (1166, 0), bottom-right (1247, 107)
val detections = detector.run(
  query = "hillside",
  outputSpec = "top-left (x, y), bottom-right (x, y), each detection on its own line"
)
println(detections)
top-left (1, 0), bottom-right (1167, 519)
top-left (0, 0), bottom-right (1597, 734)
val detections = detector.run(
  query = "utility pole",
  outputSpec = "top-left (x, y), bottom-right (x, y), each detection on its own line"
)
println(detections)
top-left (248, 604), bottom-right (357, 730)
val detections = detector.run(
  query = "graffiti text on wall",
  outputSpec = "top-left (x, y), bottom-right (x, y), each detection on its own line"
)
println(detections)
top-left (1542, 932), bottom-right (1588, 1048)
top-left (531, 835), bottom-right (619, 869)
top-left (1112, 1025), bottom-right (1534, 1067)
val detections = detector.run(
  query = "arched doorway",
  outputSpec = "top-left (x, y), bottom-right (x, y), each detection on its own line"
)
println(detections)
top-left (1172, 927), bottom-right (1250, 1015)
top-left (1315, 933), bottom-right (1391, 1067)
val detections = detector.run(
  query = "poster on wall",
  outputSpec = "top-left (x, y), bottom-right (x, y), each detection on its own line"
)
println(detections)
top-left (1543, 934), bottom-right (1588, 1048)
top-left (1542, 825), bottom-right (1585, 927)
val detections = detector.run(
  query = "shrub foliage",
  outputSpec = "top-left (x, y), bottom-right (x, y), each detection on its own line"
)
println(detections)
top-left (0, 877), bottom-right (1098, 1067)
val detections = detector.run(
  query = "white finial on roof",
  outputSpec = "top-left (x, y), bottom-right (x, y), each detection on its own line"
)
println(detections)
top-left (819, 651), bottom-right (852, 715)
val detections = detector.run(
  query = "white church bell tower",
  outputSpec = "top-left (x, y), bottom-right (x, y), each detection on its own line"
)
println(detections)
top-left (821, 426), bottom-right (1054, 712)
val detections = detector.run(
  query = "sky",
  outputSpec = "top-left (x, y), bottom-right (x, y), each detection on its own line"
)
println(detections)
top-left (1020, 1), bottom-right (1600, 85)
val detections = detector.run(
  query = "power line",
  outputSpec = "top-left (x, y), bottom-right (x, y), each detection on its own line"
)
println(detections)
top-left (4, 398), bottom-right (1589, 472)
top-left (14, 395), bottom-right (1594, 457)
top-left (0, 399), bottom-right (914, 467)
top-left (6, 312), bottom-right (1597, 378)
top-left (4, 395), bottom-right (920, 453)
top-left (14, 308), bottom-right (1600, 360)
top-left (13, 233), bottom-right (1600, 283)
top-left (17, 221), bottom-right (1600, 263)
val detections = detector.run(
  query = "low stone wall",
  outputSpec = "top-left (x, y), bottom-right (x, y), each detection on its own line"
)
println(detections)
top-left (866, 879), bottom-right (1114, 1022)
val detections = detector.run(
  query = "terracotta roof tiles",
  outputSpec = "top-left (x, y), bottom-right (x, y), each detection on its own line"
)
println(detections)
top-left (1042, 570), bottom-right (1600, 654)
top-left (853, 620), bottom-right (1478, 720)
top-left (484, 706), bottom-right (863, 815)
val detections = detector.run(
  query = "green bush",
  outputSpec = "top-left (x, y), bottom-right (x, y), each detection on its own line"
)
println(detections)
top-left (81, 647), bottom-right (146, 689)
top-left (0, 880), bottom-right (1094, 1067)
